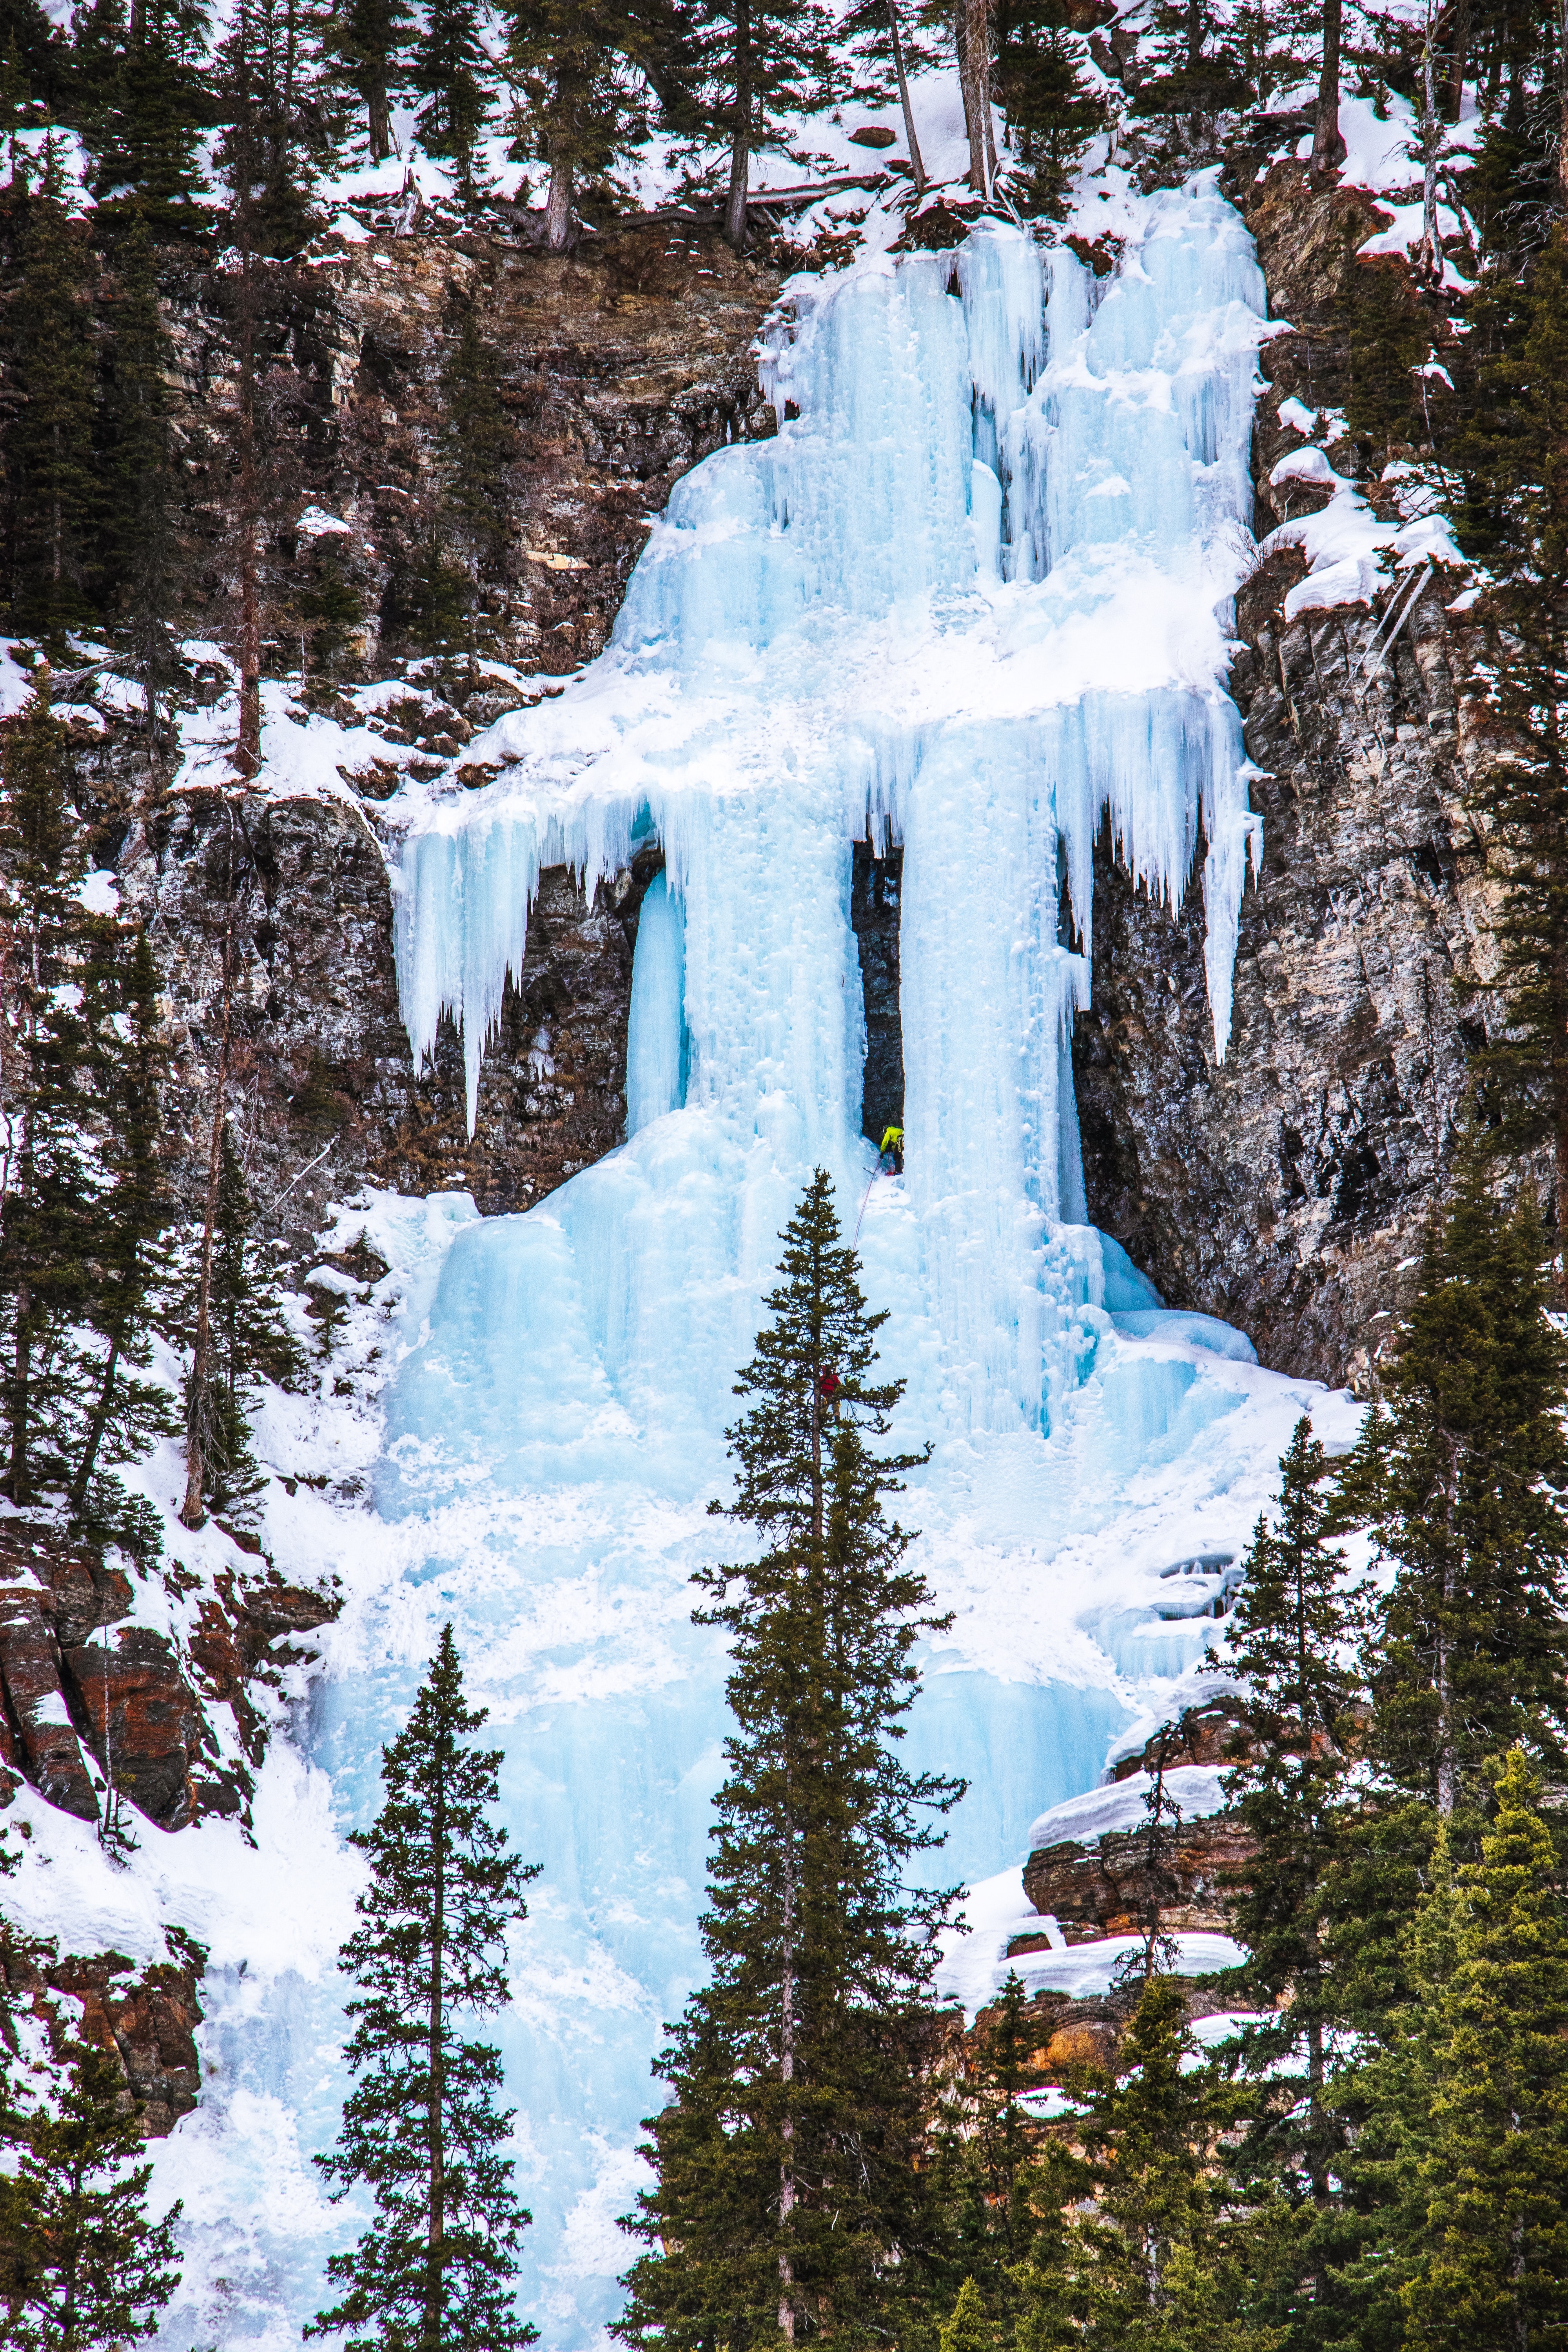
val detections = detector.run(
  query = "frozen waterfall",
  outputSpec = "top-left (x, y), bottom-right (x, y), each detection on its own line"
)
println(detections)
top-left (155, 176), bottom-right (1334, 2352)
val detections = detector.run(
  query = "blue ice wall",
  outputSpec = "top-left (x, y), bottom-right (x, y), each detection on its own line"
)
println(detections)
top-left (314, 178), bottom-right (1277, 2348)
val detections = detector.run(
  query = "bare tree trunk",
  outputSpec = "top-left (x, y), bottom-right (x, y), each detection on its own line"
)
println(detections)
top-left (236, 292), bottom-right (262, 781)
top-left (1420, 5), bottom-right (1444, 280)
top-left (180, 887), bottom-right (237, 1532)
top-left (1445, 0), bottom-right (1471, 119)
top-left (7, 1276), bottom-right (32, 1507)
top-left (1559, 0), bottom-right (1568, 211)
top-left (545, 64), bottom-right (580, 251)
top-left (425, 1752), bottom-right (446, 2352)
top-left (955, 0), bottom-right (994, 196)
top-left (367, 71), bottom-right (391, 163)
top-left (725, 0), bottom-right (753, 251)
top-left (887, 1), bottom-right (926, 194)
top-left (1311, 0), bottom-right (1346, 176)
top-left (778, 1786), bottom-right (796, 2345)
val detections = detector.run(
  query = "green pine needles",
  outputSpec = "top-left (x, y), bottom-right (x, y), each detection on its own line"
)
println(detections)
top-left (618, 1168), bottom-right (963, 2350)
top-left (310, 1624), bottom-right (541, 2352)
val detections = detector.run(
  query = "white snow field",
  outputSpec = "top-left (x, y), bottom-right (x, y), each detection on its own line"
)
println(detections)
top-left (16, 177), bottom-right (1363, 2347)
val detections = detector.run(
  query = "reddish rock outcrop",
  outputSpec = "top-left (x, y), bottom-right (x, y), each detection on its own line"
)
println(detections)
top-left (1021, 1811), bottom-right (1256, 1944)
top-left (0, 1580), bottom-right (99, 1824)
top-left (0, 1931), bottom-right (205, 2138)
top-left (188, 1566), bottom-right (340, 1765)
top-left (64, 1630), bottom-right (208, 1833)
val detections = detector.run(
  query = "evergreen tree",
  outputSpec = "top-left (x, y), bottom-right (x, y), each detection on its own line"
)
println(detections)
top-left (1012, 1975), bottom-right (1276, 2352)
top-left (1345, 254), bottom-right (1429, 474)
top-left (100, 212), bottom-right (186, 758)
top-left (839, 0), bottom-right (935, 191)
top-left (1454, 229), bottom-right (1568, 1229)
top-left (1398, 1748), bottom-right (1568, 2350)
top-left (2, 195), bottom-right (100, 644)
top-left (1221, 1418), bottom-right (1361, 2193)
top-left (9, 2033), bottom-right (182, 2351)
top-left (310, 1623), bottom-right (540, 2352)
top-left (74, 0), bottom-right (212, 222)
top-left (688, 0), bottom-right (834, 247)
top-left (411, 0), bottom-right (490, 190)
top-left (501, 0), bottom-right (670, 250)
top-left (0, 680), bottom-right (94, 1506)
top-left (183, 1122), bottom-right (299, 1524)
top-left (435, 302), bottom-right (515, 681)
top-left (618, 1171), bottom-right (962, 2350)
top-left (1351, 1147), bottom-right (1568, 1826)
top-left (68, 927), bottom-right (176, 1564)
top-left (334, 0), bottom-right (411, 159)
top-left (991, 0), bottom-right (1103, 216)
top-left (216, 0), bottom-right (319, 260)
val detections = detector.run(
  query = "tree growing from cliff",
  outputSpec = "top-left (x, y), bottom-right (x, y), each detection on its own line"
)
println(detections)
top-left (411, 0), bottom-right (490, 189)
top-left (617, 1170), bottom-right (962, 2350)
top-left (8, 2032), bottom-right (182, 2352)
top-left (1455, 227), bottom-right (1568, 1233)
top-left (180, 1122), bottom-right (298, 1526)
top-left (434, 302), bottom-right (517, 682)
top-left (310, 1622), bottom-right (540, 2352)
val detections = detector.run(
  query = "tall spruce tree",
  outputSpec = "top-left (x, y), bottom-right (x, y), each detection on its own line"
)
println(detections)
top-left (67, 926), bottom-right (176, 1561)
top-left (501, 0), bottom-right (670, 250)
top-left (8, 2032), bottom-right (182, 2352)
top-left (0, 680), bottom-right (95, 1506)
top-left (3, 194), bottom-right (100, 644)
top-left (411, 0), bottom-right (490, 189)
top-left (1454, 227), bottom-right (1568, 1234)
top-left (310, 1623), bottom-right (539, 2352)
top-left (619, 1171), bottom-right (961, 2348)
top-left (1351, 1147), bottom-right (1568, 1826)
top-left (182, 1122), bottom-right (299, 1525)
top-left (334, 0), bottom-right (411, 158)
top-left (1221, 1419), bottom-right (1361, 2191)
top-left (435, 301), bottom-right (516, 681)
top-left (100, 212), bottom-right (185, 761)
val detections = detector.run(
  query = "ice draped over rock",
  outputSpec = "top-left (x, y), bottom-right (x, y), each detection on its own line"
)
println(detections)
top-left (336, 176), bottom-right (1283, 2346)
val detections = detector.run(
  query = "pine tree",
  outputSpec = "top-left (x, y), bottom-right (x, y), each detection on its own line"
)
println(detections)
top-left (618, 1170), bottom-right (962, 2350)
top-left (100, 212), bottom-right (185, 760)
top-left (1352, 1147), bottom-right (1568, 1826)
top-left (1454, 228), bottom-right (1568, 1230)
top-left (68, 927), bottom-right (177, 1564)
top-left (1345, 254), bottom-right (1429, 474)
top-left (183, 1122), bottom-right (300, 1525)
top-left (1398, 1748), bottom-right (1568, 2350)
top-left (688, 0), bottom-right (834, 247)
top-left (74, 0), bottom-right (212, 222)
top-left (9, 2033), bottom-right (182, 2351)
top-left (991, 0), bottom-right (1103, 216)
top-left (501, 0), bottom-right (670, 250)
top-left (3, 194), bottom-right (100, 645)
top-left (1013, 1975), bottom-right (1276, 2352)
top-left (0, 680), bottom-right (95, 1506)
top-left (334, 0), bottom-right (412, 159)
top-left (1221, 1418), bottom-right (1361, 2191)
top-left (411, 0), bottom-right (490, 191)
top-left (310, 1624), bottom-right (540, 2352)
top-left (435, 302), bottom-right (516, 682)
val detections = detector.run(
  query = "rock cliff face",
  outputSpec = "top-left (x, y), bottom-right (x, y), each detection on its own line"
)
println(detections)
top-left (0, 1928), bottom-right (205, 2138)
top-left (1073, 166), bottom-right (1490, 1390)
